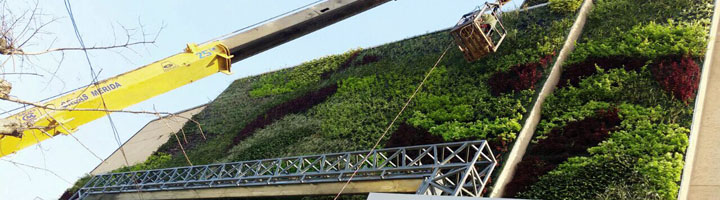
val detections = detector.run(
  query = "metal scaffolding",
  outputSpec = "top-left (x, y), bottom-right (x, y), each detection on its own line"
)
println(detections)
top-left (72, 140), bottom-right (496, 199)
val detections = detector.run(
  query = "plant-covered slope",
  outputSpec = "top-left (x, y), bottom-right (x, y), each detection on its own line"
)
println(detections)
top-left (132, 5), bottom-right (579, 170)
top-left (509, 0), bottom-right (713, 199)
top-left (64, 4), bottom-right (583, 199)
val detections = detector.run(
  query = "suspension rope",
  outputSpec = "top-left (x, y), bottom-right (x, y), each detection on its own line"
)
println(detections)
top-left (333, 43), bottom-right (453, 199)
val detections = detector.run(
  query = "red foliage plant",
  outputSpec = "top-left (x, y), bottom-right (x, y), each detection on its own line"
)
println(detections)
top-left (489, 63), bottom-right (542, 96)
top-left (538, 52), bottom-right (557, 67)
top-left (385, 123), bottom-right (447, 165)
top-left (651, 55), bottom-right (700, 102)
top-left (503, 108), bottom-right (620, 197)
top-left (359, 54), bottom-right (382, 65)
top-left (59, 191), bottom-right (73, 200)
top-left (385, 123), bottom-right (444, 148)
top-left (489, 53), bottom-right (555, 96)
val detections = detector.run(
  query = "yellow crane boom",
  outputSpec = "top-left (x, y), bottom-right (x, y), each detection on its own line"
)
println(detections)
top-left (0, 0), bottom-right (392, 157)
top-left (1, 42), bottom-right (232, 156)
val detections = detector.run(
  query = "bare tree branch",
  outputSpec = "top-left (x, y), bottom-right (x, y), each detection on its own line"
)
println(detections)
top-left (0, 0), bottom-right (164, 74)
top-left (1, 158), bottom-right (71, 184)
top-left (155, 108), bottom-right (194, 166)
top-left (37, 111), bottom-right (104, 161)
top-left (0, 72), bottom-right (41, 76)
top-left (40, 50), bottom-right (65, 91)
top-left (14, 0), bottom-right (40, 45)
top-left (13, 40), bottom-right (159, 55)
top-left (0, 95), bottom-right (206, 142)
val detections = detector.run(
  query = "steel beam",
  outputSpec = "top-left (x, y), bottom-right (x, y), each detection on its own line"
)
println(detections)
top-left (72, 140), bottom-right (496, 200)
top-left (219, 0), bottom-right (392, 63)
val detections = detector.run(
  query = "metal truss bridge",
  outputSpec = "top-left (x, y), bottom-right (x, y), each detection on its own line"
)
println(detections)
top-left (72, 140), bottom-right (496, 200)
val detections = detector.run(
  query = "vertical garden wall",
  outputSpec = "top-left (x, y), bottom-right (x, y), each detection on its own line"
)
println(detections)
top-left (504, 0), bottom-right (714, 199)
top-left (63, 3), bottom-right (587, 198)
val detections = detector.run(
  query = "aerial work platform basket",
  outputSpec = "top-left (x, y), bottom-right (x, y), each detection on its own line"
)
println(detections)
top-left (450, 2), bottom-right (507, 62)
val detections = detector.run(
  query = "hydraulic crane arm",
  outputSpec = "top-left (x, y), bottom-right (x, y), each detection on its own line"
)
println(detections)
top-left (0, 0), bottom-right (391, 157)
top-left (222, 0), bottom-right (391, 62)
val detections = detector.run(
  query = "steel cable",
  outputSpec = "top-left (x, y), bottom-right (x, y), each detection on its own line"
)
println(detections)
top-left (333, 42), bottom-right (453, 200)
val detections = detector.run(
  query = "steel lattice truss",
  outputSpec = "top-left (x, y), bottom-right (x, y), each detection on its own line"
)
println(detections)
top-left (72, 140), bottom-right (496, 199)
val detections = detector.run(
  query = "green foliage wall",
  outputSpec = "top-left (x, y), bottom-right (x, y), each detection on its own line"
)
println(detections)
top-left (516, 0), bottom-right (714, 199)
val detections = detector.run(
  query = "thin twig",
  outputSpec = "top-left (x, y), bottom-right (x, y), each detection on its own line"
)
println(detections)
top-left (173, 130), bottom-right (192, 166)
top-left (154, 109), bottom-right (193, 166)
top-left (1, 158), bottom-right (71, 184)
top-left (1, 95), bottom-right (206, 147)
top-left (36, 109), bottom-right (104, 161)
top-left (154, 106), bottom-right (188, 144)
top-left (11, 40), bottom-right (158, 55)
top-left (41, 50), bottom-right (65, 91)
top-left (0, 72), bottom-right (42, 76)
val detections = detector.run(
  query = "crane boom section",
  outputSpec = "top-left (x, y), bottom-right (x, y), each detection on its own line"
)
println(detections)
top-left (0, 42), bottom-right (232, 157)
top-left (0, 0), bottom-right (393, 158)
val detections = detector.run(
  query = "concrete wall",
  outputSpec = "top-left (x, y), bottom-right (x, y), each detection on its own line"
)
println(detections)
top-left (89, 105), bottom-right (206, 175)
top-left (86, 179), bottom-right (422, 200)
top-left (678, 0), bottom-right (720, 199)
top-left (368, 193), bottom-right (524, 200)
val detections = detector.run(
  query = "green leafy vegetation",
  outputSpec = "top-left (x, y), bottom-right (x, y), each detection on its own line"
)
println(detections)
top-left (250, 50), bottom-right (360, 97)
top-left (511, 0), bottom-right (713, 199)
top-left (520, 113), bottom-right (689, 199)
top-left (523, 0), bottom-right (549, 7)
top-left (549, 0), bottom-right (582, 14)
top-left (568, 21), bottom-right (708, 65)
top-left (221, 114), bottom-right (320, 162)
top-left (113, 152), bottom-right (172, 172)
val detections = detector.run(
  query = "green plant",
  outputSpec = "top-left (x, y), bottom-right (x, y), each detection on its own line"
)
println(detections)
top-left (521, 122), bottom-right (688, 200)
top-left (583, 0), bottom-right (712, 39)
top-left (523, 0), bottom-right (549, 7)
top-left (113, 152), bottom-right (172, 172)
top-left (249, 49), bottom-right (360, 97)
top-left (543, 68), bottom-right (691, 126)
top-left (595, 180), bottom-right (662, 200)
top-left (568, 21), bottom-right (708, 65)
top-left (519, 154), bottom-right (637, 199)
top-left (549, 0), bottom-right (582, 14)
top-left (61, 174), bottom-right (92, 199)
top-left (535, 101), bottom-right (611, 138)
top-left (221, 115), bottom-right (320, 162)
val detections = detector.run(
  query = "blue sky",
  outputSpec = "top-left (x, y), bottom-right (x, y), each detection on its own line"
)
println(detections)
top-left (0, 0), bottom-right (525, 199)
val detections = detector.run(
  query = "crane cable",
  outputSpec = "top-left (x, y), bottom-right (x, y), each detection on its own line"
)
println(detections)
top-left (334, 1), bottom-right (517, 197)
top-left (333, 42), bottom-right (453, 200)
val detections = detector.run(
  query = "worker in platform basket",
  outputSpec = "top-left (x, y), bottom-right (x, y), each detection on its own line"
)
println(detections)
top-left (478, 0), bottom-right (508, 36)
top-left (479, 13), bottom-right (498, 36)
